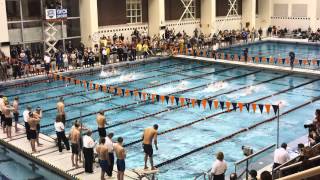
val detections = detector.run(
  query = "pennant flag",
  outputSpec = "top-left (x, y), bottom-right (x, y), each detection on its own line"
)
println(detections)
top-left (282, 58), bottom-right (286, 64)
top-left (175, 97), bottom-right (179, 106)
top-left (165, 96), bottom-right (170, 104)
top-left (160, 95), bottom-right (165, 104)
top-left (138, 92), bottom-right (142, 99)
top-left (266, 57), bottom-right (270, 64)
top-left (170, 96), bottom-right (175, 105)
top-left (83, 80), bottom-right (87, 89)
top-left (271, 57), bottom-right (275, 64)
top-left (156, 95), bottom-right (160, 102)
top-left (232, 102), bottom-right (237, 111)
top-left (318, 60), bottom-right (320, 66)
top-left (130, 90), bottom-right (134, 96)
top-left (208, 100), bottom-right (213, 110)
top-left (252, 103), bottom-right (257, 113)
top-left (180, 97), bottom-right (185, 106)
top-left (125, 89), bottom-right (130, 96)
top-left (238, 102), bottom-right (243, 112)
top-left (197, 99), bottom-right (202, 108)
top-left (134, 90), bottom-right (138, 97)
top-left (151, 94), bottom-right (156, 102)
top-left (119, 88), bottom-right (124, 96)
top-left (53, 74), bottom-right (57, 80)
top-left (191, 99), bottom-right (196, 108)
top-left (59, 75), bottom-right (63, 81)
top-left (226, 101), bottom-right (231, 111)
top-left (245, 103), bottom-right (250, 112)
top-left (299, 59), bottom-right (303, 66)
top-left (303, 59), bottom-right (307, 65)
top-left (258, 104), bottom-right (264, 114)
top-left (202, 99), bottom-right (207, 109)
top-left (89, 81), bottom-right (93, 90)
top-left (219, 101), bottom-right (225, 110)
top-left (272, 105), bottom-right (279, 115)
top-left (251, 57), bottom-right (255, 62)
top-left (265, 104), bottom-right (271, 114)
top-left (214, 100), bottom-right (219, 109)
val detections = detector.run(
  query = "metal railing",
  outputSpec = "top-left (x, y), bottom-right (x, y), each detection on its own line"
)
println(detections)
top-left (234, 144), bottom-right (276, 180)
top-left (194, 169), bottom-right (211, 180)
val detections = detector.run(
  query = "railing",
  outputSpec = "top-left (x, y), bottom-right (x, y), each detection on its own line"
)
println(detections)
top-left (194, 169), bottom-right (211, 180)
top-left (234, 144), bottom-right (276, 180)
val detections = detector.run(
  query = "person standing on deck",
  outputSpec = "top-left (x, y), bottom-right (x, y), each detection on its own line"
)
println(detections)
top-left (289, 51), bottom-right (295, 70)
top-left (70, 123), bottom-right (80, 167)
top-left (96, 111), bottom-right (106, 138)
top-left (3, 100), bottom-right (14, 138)
top-left (96, 138), bottom-right (110, 180)
top-left (105, 133), bottom-right (115, 177)
top-left (12, 97), bottom-right (20, 132)
top-left (34, 107), bottom-right (43, 146)
top-left (56, 97), bottom-right (65, 124)
top-left (210, 152), bottom-right (227, 180)
top-left (54, 114), bottom-right (70, 152)
top-left (114, 137), bottom-right (126, 180)
top-left (142, 124), bottom-right (159, 170)
top-left (83, 130), bottom-right (95, 173)
top-left (23, 106), bottom-right (32, 140)
top-left (28, 112), bottom-right (40, 153)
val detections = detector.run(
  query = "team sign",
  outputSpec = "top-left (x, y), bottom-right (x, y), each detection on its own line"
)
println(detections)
top-left (45, 9), bottom-right (68, 20)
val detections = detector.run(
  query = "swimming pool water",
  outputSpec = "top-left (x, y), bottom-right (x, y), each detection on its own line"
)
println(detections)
top-left (220, 41), bottom-right (320, 60)
top-left (4, 58), bottom-right (320, 179)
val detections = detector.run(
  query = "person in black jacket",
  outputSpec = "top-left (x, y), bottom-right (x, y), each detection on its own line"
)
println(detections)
top-left (289, 51), bottom-right (295, 70)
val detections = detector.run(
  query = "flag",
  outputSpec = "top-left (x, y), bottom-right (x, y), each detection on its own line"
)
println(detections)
top-left (226, 101), bottom-right (231, 111)
top-left (265, 104), bottom-right (271, 114)
top-left (152, 94), bottom-right (156, 102)
top-left (175, 97), bottom-right (179, 106)
top-left (165, 96), bottom-right (170, 104)
top-left (202, 100), bottom-right (207, 109)
top-left (102, 85), bottom-right (107, 92)
top-left (156, 95), bottom-right (160, 102)
top-left (170, 96), bottom-right (175, 105)
top-left (83, 80), bottom-right (87, 89)
top-left (191, 99), bottom-right (196, 108)
top-left (219, 101), bottom-right (225, 110)
top-left (142, 92), bottom-right (147, 100)
top-left (232, 102), bottom-right (237, 111)
top-left (245, 103), bottom-right (250, 112)
top-left (272, 105), bottom-right (279, 115)
top-left (258, 104), bottom-right (264, 114)
top-left (214, 100), bottom-right (219, 109)
top-left (130, 90), bottom-right (134, 96)
top-left (53, 74), bottom-right (57, 80)
top-left (125, 89), bottom-right (130, 96)
top-left (95, 84), bottom-right (100, 92)
top-left (89, 81), bottom-right (93, 90)
top-left (252, 103), bottom-right (257, 113)
top-left (197, 99), bottom-right (201, 108)
top-left (160, 95), bottom-right (165, 104)
top-left (208, 100), bottom-right (213, 110)
top-left (238, 102), bottom-right (243, 112)
top-left (180, 97), bottom-right (185, 106)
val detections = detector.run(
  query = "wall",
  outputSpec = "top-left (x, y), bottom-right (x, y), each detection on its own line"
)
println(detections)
top-left (270, 0), bottom-right (318, 30)
top-left (98, 23), bottom-right (148, 39)
top-left (166, 19), bottom-right (201, 35)
top-left (216, 16), bottom-right (242, 31)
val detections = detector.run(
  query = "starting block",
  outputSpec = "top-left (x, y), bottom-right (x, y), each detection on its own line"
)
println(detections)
top-left (132, 167), bottom-right (159, 180)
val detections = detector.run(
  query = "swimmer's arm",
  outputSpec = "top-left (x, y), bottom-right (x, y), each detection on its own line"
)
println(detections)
top-left (141, 130), bottom-right (145, 141)
top-left (154, 132), bottom-right (158, 150)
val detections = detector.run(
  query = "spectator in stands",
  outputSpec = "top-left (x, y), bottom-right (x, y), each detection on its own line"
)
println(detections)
top-left (210, 151), bottom-right (227, 180)
top-left (260, 171), bottom-right (272, 180)
top-left (249, 169), bottom-right (258, 180)
top-left (308, 131), bottom-right (320, 146)
top-left (273, 143), bottom-right (290, 169)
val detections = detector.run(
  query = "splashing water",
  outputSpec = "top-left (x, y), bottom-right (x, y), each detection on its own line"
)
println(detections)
top-left (203, 81), bottom-right (229, 93)
top-left (148, 81), bottom-right (190, 95)
top-left (105, 73), bottom-right (142, 85)
top-left (99, 68), bottom-right (119, 77)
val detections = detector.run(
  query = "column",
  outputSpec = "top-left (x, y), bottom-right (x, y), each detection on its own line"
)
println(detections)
top-left (242, 0), bottom-right (256, 29)
top-left (0, 0), bottom-right (10, 56)
top-left (309, 0), bottom-right (318, 31)
top-left (148, 0), bottom-right (165, 37)
top-left (200, 0), bottom-right (216, 35)
top-left (257, 0), bottom-right (272, 31)
top-left (79, 0), bottom-right (99, 48)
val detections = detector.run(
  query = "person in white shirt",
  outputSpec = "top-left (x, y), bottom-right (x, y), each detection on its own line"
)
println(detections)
top-left (105, 133), bottom-right (115, 177)
top-left (44, 53), bottom-right (51, 75)
top-left (211, 151), bottom-right (227, 180)
top-left (54, 114), bottom-right (70, 152)
top-left (273, 143), bottom-right (290, 169)
top-left (23, 106), bottom-right (32, 140)
top-left (83, 130), bottom-right (95, 173)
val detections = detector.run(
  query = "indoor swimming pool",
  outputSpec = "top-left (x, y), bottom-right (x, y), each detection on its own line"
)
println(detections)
top-left (3, 58), bottom-right (320, 179)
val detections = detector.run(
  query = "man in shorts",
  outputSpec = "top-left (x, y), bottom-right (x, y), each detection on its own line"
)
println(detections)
top-left (12, 97), bottom-right (20, 132)
top-left (70, 123), bottom-right (80, 167)
top-left (3, 100), bottom-right (14, 138)
top-left (96, 138), bottom-right (110, 180)
top-left (114, 137), bottom-right (126, 180)
top-left (96, 111), bottom-right (106, 138)
top-left (142, 124), bottom-right (159, 170)
top-left (28, 112), bottom-right (40, 153)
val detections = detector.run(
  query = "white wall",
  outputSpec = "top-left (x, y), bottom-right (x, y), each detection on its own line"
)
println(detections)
top-left (216, 16), bottom-right (242, 32)
top-left (165, 19), bottom-right (201, 36)
top-left (0, 0), bottom-right (10, 56)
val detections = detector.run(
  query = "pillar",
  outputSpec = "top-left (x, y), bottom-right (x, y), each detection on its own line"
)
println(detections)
top-left (79, 0), bottom-right (99, 48)
top-left (0, 0), bottom-right (10, 56)
top-left (200, 0), bottom-right (216, 35)
top-left (309, 0), bottom-right (318, 31)
top-left (148, 0), bottom-right (165, 37)
top-left (242, 0), bottom-right (256, 29)
top-left (257, 0), bottom-right (272, 32)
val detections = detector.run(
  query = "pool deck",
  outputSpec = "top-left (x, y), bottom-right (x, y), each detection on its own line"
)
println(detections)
top-left (0, 124), bottom-right (155, 180)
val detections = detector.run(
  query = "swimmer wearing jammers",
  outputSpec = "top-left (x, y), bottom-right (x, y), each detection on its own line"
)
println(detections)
top-left (142, 124), bottom-right (159, 170)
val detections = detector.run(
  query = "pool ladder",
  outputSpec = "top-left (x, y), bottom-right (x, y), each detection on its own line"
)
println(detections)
top-left (194, 170), bottom-right (212, 180)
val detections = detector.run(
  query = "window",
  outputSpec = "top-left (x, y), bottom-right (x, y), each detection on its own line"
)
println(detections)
top-left (126, 0), bottom-right (142, 24)
top-left (182, 0), bottom-right (196, 19)
top-left (228, 0), bottom-right (239, 16)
